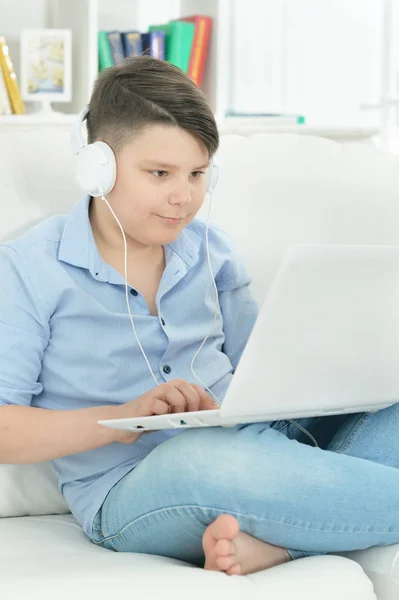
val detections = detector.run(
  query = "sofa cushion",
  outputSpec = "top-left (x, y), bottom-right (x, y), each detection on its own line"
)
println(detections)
top-left (2, 130), bottom-right (399, 515)
top-left (0, 129), bottom-right (80, 233)
top-left (0, 134), bottom-right (42, 242)
top-left (205, 133), bottom-right (399, 304)
top-left (339, 545), bottom-right (399, 600)
top-left (0, 463), bottom-right (69, 518)
top-left (1, 129), bottom-right (399, 597)
top-left (0, 514), bottom-right (376, 600)
top-left (0, 129), bottom-right (80, 519)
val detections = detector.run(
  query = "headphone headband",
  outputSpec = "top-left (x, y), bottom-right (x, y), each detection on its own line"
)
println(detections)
top-left (71, 106), bottom-right (90, 155)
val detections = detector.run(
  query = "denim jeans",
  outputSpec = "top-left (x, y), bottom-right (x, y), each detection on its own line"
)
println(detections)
top-left (90, 404), bottom-right (399, 564)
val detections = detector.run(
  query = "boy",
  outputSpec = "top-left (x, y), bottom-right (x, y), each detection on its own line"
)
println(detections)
top-left (1, 57), bottom-right (399, 576)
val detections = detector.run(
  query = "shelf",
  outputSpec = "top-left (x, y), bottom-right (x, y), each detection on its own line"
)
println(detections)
top-left (0, 0), bottom-right (230, 120)
top-left (0, 113), bottom-right (77, 126)
top-left (218, 117), bottom-right (380, 141)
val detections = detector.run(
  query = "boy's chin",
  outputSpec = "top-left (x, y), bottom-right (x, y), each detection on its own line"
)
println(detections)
top-left (149, 225), bottom-right (185, 245)
top-left (151, 231), bottom-right (183, 246)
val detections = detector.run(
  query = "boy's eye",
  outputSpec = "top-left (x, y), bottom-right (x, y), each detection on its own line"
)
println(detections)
top-left (150, 170), bottom-right (205, 179)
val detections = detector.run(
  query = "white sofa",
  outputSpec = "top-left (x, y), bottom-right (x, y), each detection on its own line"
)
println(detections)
top-left (1, 128), bottom-right (398, 600)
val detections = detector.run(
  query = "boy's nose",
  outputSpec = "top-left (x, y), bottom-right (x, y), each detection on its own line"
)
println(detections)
top-left (169, 182), bottom-right (191, 205)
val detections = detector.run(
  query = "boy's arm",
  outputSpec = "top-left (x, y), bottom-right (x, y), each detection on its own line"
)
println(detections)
top-left (0, 404), bottom-right (121, 464)
top-left (0, 246), bottom-right (119, 463)
top-left (0, 245), bottom-right (49, 409)
top-left (211, 228), bottom-right (259, 370)
top-left (219, 282), bottom-right (259, 371)
top-left (0, 246), bottom-right (219, 464)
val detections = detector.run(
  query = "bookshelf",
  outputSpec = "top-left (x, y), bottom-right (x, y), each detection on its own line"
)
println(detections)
top-left (0, 0), bottom-right (382, 145)
top-left (0, 0), bottom-right (231, 128)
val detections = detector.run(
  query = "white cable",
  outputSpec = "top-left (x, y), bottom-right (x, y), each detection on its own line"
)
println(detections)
top-left (188, 193), bottom-right (318, 444)
top-left (189, 190), bottom-right (220, 404)
top-left (100, 191), bottom-right (160, 387)
top-left (188, 195), bottom-right (319, 443)
top-left (100, 189), bottom-right (317, 446)
top-left (288, 419), bottom-right (318, 447)
top-left (100, 187), bottom-right (219, 400)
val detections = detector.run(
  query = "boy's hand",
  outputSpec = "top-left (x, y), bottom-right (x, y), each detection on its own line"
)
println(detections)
top-left (111, 379), bottom-right (219, 444)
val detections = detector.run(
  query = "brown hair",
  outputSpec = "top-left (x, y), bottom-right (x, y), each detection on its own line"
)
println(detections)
top-left (87, 56), bottom-right (219, 157)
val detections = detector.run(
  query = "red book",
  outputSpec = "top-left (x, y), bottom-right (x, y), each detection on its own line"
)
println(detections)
top-left (180, 15), bottom-right (212, 88)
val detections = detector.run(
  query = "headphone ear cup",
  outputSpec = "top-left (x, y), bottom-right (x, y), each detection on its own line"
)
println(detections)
top-left (75, 141), bottom-right (116, 197)
top-left (206, 160), bottom-right (219, 194)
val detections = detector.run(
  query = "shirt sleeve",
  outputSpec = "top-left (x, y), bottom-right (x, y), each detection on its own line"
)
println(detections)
top-left (0, 245), bottom-right (49, 406)
top-left (212, 229), bottom-right (259, 371)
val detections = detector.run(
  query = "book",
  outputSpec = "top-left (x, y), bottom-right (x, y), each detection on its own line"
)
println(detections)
top-left (141, 31), bottom-right (165, 60)
top-left (149, 20), bottom-right (195, 72)
top-left (0, 37), bottom-right (24, 114)
top-left (121, 31), bottom-right (143, 58)
top-left (225, 112), bottom-right (306, 125)
top-left (0, 64), bottom-right (11, 115)
top-left (98, 31), bottom-right (114, 70)
top-left (180, 15), bottom-right (212, 87)
top-left (107, 31), bottom-right (125, 65)
top-left (151, 30), bottom-right (165, 60)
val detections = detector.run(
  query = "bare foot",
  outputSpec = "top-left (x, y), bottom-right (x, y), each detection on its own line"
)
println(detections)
top-left (203, 514), bottom-right (291, 576)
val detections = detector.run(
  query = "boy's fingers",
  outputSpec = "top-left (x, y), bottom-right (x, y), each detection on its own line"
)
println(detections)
top-left (174, 380), bottom-right (201, 412)
top-left (164, 387), bottom-right (187, 413)
top-left (190, 384), bottom-right (220, 410)
top-left (151, 398), bottom-right (171, 415)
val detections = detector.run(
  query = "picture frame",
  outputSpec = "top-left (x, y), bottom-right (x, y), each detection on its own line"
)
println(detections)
top-left (20, 29), bottom-right (72, 103)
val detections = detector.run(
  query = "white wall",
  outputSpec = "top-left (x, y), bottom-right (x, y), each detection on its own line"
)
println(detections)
top-left (229, 0), bottom-right (285, 114)
top-left (97, 0), bottom-right (179, 32)
top-left (0, 0), bottom-right (50, 80)
top-left (229, 0), bottom-right (382, 125)
top-left (283, 0), bottom-right (381, 125)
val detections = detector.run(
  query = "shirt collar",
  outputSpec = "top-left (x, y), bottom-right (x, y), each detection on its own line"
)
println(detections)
top-left (58, 196), bottom-right (106, 280)
top-left (58, 196), bottom-right (201, 282)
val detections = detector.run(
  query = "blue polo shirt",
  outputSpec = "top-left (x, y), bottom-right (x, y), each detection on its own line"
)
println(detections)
top-left (0, 196), bottom-right (258, 536)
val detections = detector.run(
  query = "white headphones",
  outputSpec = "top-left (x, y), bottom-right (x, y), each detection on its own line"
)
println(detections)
top-left (71, 106), bottom-right (219, 197)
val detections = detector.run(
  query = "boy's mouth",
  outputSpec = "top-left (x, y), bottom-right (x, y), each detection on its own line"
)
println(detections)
top-left (159, 216), bottom-right (184, 224)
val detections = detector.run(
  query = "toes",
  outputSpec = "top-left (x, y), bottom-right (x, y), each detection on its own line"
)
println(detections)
top-left (215, 538), bottom-right (235, 557)
top-left (203, 515), bottom-right (241, 574)
top-left (216, 555), bottom-right (237, 571)
top-left (211, 515), bottom-right (240, 542)
top-left (227, 563), bottom-right (242, 576)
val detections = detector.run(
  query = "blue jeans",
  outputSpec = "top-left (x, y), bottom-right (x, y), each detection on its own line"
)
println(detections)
top-left (90, 405), bottom-right (399, 564)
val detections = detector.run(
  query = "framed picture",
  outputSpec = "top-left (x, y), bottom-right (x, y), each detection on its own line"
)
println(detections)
top-left (20, 29), bottom-right (72, 103)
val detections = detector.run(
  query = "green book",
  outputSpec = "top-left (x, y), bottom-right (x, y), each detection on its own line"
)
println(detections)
top-left (149, 20), bottom-right (195, 72)
top-left (98, 31), bottom-right (114, 71)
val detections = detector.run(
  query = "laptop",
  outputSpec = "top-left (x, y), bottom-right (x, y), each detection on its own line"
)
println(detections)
top-left (98, 244), bottom-right (399, 433)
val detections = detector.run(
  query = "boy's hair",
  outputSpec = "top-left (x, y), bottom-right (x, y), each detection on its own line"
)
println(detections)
top-left (87, 56), bottom-right (219, 157)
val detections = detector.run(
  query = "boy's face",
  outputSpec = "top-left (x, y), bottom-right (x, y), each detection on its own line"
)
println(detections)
top-left (105, 124), bottom-right (210, 247)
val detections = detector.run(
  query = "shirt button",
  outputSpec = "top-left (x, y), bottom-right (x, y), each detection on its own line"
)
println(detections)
top-left (161, 318), bottom-right (166, 326)
top-left (163, 365), bottom-right (172, 374)
top-left (130, 289), bottom-right (138, 297)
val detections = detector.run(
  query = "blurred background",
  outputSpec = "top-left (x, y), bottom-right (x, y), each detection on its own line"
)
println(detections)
top-left (2, 0), bottom-right (399, 152)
